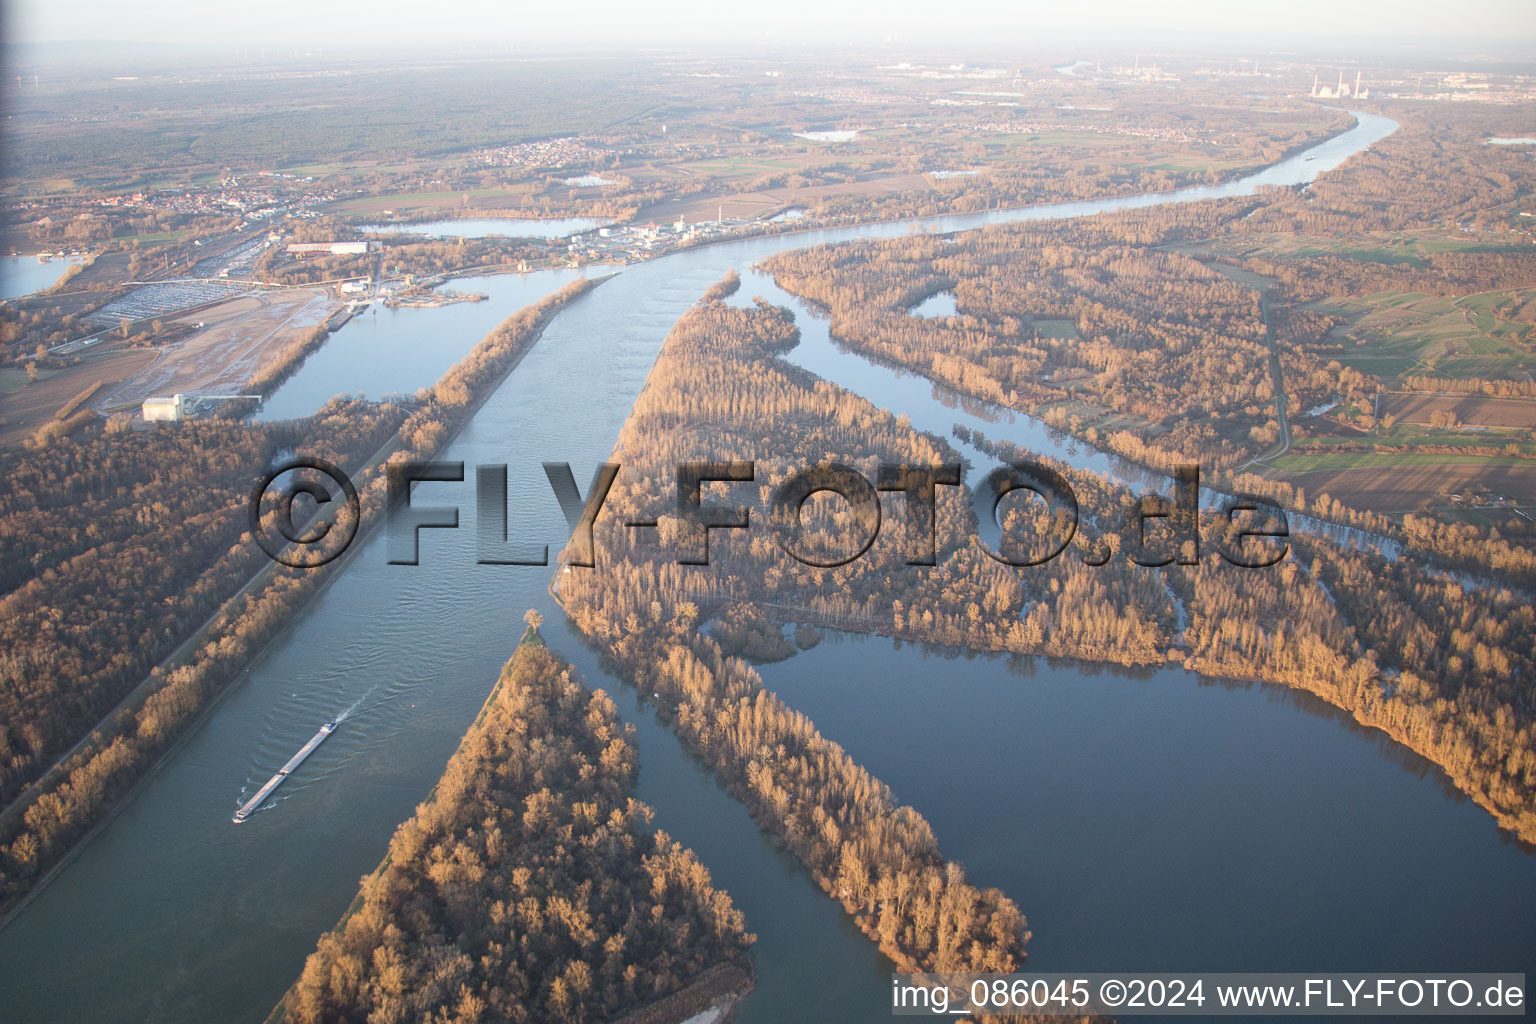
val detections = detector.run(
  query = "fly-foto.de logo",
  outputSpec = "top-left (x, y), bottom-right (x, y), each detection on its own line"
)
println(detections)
top-left (249, 457), bottom-right (1290, 571)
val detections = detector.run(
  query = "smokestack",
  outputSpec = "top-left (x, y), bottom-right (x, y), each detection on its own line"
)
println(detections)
top-left (1338, 71), bottom-right (1345, 95)
top-left (1312, 73), bottom-right (1319, 97)
top-left (1356, 71), bottom-right (1362, 97)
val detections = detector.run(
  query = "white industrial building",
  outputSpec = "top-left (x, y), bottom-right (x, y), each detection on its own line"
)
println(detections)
top-left (285, 241), bottom-right (375, 258)
top-left (142, 394), bottom-right (185, 422)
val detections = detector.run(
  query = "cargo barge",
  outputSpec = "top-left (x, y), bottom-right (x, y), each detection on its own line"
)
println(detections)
top-left (232, 721), bottom-right (336, 823)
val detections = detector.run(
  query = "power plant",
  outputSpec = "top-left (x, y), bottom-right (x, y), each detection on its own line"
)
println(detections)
top-left (1311, 70), bottom-right (1368, 100)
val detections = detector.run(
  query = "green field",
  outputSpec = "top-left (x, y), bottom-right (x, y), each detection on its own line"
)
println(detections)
top-left (1270, 451), bottom-right (1532, 472)
top-left (1298, 428), bottom-right (1536, 454)
top-left (1315, 288), bottom-right (1536, 381)
top-left (682, 157), bottom-right (798, 176)
top-left (1030, 318), bottom-right (1081, 339)
top-left (113, 229), bottom-right (192, 245)
top-left (1184, 231), bottom-right (1526, 266)
top-left (0, 366), bottom-right (49, 397)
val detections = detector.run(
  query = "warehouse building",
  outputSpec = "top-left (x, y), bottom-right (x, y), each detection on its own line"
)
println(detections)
top-left (285, 241), bottom-right (376, 258)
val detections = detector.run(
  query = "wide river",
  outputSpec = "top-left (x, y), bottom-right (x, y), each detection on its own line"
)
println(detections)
top-left (5, 112), bottom-right (1532, 1023)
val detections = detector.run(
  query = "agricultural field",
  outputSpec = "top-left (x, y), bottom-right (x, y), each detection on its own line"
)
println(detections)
top-left (1261, 452), bottom-right (1534, 514)
top-left (1314, 287), bottom-right (1536, 383)
top-left (110, 228), bottom-right (193, 245)
top-left (0, 345), bottom-right (156, 445)
top-left (1180, 230), bottom-right (1528, 266)
top-left (1377, 391), bottom-right (1536, 429)
top-left (1270, 390), bottom-right (1533, 516)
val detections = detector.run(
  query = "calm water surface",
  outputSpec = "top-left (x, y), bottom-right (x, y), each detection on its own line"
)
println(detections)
top-left (908, 291), bottom-right (958, 317)
top-left (255, 270), bottom-right (587, 419)
top-left (1, 255), bottom-right (86, 301)
top-left (756, 633), bottom-right (1536, 974)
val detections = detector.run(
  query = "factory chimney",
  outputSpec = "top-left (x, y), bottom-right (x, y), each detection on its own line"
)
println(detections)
top-left (1356, 71), bottom-right (1363, 98)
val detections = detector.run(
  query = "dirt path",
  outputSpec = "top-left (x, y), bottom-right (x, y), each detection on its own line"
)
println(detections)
top-left (1204, 263), bottom-right (1291, 473)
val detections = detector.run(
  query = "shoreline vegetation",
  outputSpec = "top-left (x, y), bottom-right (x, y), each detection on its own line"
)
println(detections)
top-left (0, 278), bottom-right (603, 920)
top-left (270, 637), bottom-right (754, 1024)
top-left (766, 258), bottom-right (1535, 587)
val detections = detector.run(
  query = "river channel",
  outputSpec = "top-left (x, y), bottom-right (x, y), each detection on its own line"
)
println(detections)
top-left (10, 111), bottom-right (1524, 1024)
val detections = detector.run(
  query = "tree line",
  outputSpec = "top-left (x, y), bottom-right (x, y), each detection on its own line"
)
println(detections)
top-left (279, 637), bottom-right (753, 1024)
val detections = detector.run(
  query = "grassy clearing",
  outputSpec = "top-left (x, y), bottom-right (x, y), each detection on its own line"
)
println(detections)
top-left (1031, 318), bottom-right (1081, 340)
top-left (681, 157), bottom-right (798, 176)
top-left (1034, 395), bottom-right (1161, 437)
top-left (0, 366), bottom-right (57, 396)
top-left (113, 229), bottom-right (193, 245)
top-left (1439, 507), bottom-right (1535, 528)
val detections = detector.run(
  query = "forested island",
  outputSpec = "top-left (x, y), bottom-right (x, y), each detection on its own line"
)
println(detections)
top-left (560, 281), bottom-right (1535, 861)
top-left (275, 632), bottom-right (754, 1024)
top-left (563, 297), bottom-right (1035, 977)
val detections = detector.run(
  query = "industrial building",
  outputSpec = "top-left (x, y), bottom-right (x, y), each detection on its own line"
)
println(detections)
top-left (285, 241), bottom-right (376, 258)
top-left (142, 394), bottom-right (185, 421)
top-left (1311, 71), bottom-right (1369, 100)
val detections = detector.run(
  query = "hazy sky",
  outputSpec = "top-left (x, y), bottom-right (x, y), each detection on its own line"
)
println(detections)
top-left (7, 0), bottom-right (1535, 49)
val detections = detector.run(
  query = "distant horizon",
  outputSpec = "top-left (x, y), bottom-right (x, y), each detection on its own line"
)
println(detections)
top-left (4, 0), bottom-right (1535, 53)
top-left (3, 35), bottom-right (1535, 71)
